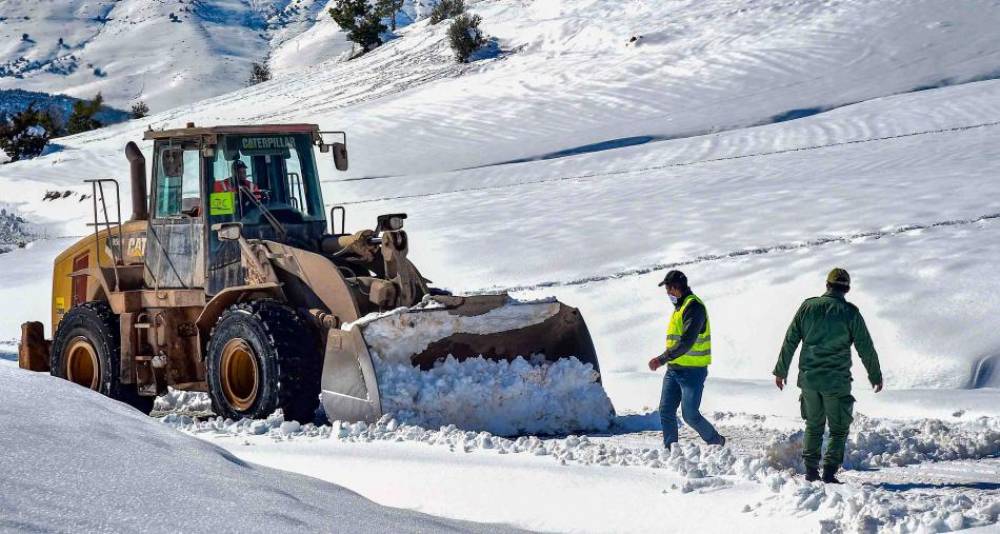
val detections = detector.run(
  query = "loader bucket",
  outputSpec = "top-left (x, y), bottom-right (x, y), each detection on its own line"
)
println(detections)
top-left (319, 294), bottom-right (612, 434)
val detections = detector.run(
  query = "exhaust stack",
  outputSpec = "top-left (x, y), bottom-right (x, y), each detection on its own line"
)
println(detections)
top-left (125, 141), bottom-right (148, 221)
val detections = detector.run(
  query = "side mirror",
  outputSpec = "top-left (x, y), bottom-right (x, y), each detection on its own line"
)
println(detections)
top-left (375, 213), bottom-right (406, 233)
top-left (212, 222), bottom-right (243, 241)
top-left (332, 142), bottom-right (348, 171)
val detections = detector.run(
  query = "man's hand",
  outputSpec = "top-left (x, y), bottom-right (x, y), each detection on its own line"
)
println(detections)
top-left (774, 375), bottom-right (786, 391)
top-left (873, 382), bottom-right (883, 393)
top-left (648, 357), bottom-right (663, 371)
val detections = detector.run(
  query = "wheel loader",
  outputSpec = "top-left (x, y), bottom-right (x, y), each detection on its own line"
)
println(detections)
top-left (18, 123), bottom-right (605, 426)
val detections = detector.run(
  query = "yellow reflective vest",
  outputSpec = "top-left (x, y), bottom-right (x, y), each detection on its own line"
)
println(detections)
top-left (666, 294), bottom-right (712, 367)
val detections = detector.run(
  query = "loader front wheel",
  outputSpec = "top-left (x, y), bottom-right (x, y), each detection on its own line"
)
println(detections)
top-left (206, 300), bottom-right (322, 423)
top-left (51, 301), bottom-right (154, 414)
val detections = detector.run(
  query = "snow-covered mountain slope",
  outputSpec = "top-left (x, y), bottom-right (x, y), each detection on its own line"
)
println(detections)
top-left (1, 0), bottom-right (1000, 397)
top-left (0, 0), bottom-right (350, 110)
top-left (9, 0), bottom-right (999, 176)
top-left (0, 365), bottom-right (516, 533)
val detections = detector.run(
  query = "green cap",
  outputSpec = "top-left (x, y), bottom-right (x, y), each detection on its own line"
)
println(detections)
top-left (827, 268), bottom-right (851, 287)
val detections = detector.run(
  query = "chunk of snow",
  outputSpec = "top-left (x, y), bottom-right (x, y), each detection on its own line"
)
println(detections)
top-left (153, 387), bottom-right (212, 413)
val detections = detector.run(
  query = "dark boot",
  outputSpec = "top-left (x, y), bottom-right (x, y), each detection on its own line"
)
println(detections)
top-left (805, 467), bottom-right (820, 482)
top-left (821, 465), bottom-right (842, 484)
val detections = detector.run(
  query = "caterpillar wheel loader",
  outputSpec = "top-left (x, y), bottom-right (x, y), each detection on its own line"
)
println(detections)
top-left (18, 123), bottom-right (604, 424)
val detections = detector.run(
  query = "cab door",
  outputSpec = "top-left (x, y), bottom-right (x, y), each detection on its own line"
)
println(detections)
top-left (144, 142), bottom-right (205, 289)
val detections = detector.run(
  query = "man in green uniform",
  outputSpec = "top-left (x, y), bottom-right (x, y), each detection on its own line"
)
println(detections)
top-left (773, 268), bottom-right (883, 483)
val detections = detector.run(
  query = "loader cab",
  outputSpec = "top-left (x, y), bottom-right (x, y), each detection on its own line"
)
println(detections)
top-left (143, 124), bottom-right (342, 296)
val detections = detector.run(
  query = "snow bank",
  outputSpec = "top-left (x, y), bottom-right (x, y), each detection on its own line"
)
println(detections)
top-left (761, 414), bottom-right (1000, 473)
top-left (373, 355), bottom-right (614, 436)
top-left (0, 366), bottom-right (509, 533)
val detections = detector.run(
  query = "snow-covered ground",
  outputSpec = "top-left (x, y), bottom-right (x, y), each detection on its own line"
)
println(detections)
top-left (159, 408), bottom-right (999, 533)
top-left (1, 0), bottom-right (999, 531)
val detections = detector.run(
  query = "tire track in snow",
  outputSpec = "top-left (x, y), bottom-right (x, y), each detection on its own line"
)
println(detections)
top-left (472, 212), bottom-right (1000, 294)
top-left (336, 119), bottom-right (1000, 206)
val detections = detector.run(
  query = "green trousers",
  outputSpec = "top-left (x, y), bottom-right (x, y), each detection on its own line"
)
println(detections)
top-left (799, 388), bottom-right (855, 469)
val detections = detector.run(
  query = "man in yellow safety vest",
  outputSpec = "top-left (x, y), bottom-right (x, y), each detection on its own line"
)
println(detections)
top-left (648, 270), bottom-right (726, 448)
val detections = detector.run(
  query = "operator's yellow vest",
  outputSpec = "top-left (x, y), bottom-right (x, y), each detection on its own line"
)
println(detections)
top-left (666, 294), bottom-right (712, 367)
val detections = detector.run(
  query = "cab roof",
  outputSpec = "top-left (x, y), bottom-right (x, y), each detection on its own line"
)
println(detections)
top-left (143, 123), bottom-right (320, 141)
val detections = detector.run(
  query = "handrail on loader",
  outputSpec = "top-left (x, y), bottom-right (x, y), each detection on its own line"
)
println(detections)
top-left (84, 179), bottom-right (124, 292)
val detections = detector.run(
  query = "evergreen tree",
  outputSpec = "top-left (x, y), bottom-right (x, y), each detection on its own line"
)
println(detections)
top-left (376, 0), bottom-right (405, 31)
top-left (447, 13), bottom-right (485, 62)
top-left (430, 0), bottom-right (465, 24)
top-left (247, 62), bottom-right (272, 86)
top-left (66, 93), bottom-right (104, 135)
top-left (329, 0), bottom-right (386, 54)
top-left (0, 105), bottom-right (54, 161)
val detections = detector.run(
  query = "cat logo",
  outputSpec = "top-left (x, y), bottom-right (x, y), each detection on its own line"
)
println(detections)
top-left (126, 235), bottom-right (147, 257)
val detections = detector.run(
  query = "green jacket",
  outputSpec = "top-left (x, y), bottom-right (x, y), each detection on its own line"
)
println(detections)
top-left (773, 290), bottom-right (882, 391)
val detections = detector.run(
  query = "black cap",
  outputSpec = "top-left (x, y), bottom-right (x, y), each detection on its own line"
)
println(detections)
top-left (827, 268), bottom-right (850, 288)
top-left (658, 270), bottom-right (687, 288)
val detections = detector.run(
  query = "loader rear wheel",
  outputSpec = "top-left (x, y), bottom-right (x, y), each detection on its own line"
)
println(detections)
top-left (51, 302), bottom-right (155, 414)
top-left (206, 300), bottom-right (322, 423)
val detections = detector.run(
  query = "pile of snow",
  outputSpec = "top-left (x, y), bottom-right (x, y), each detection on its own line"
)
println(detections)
top-left (0, 366), bottom-right (511, 532)
top-left (373, 355), bottom-right (614, 435)
top-left (845, 415), bottom-right (1000, 470)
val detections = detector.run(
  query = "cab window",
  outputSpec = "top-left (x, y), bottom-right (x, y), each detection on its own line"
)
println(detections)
top-left (210, 134), bottom-right (322, 221)
top-left (155, 148), bottom-right (201, 218)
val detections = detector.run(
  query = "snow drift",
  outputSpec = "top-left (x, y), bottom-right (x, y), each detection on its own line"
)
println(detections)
top-left (0, 365), bottom-right (514, 533)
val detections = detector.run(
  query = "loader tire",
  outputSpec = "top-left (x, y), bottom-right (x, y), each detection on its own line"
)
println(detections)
top-left (51, 301), bottom-right (154, 414)
top-left (206, 300), bottom-right (322, 423)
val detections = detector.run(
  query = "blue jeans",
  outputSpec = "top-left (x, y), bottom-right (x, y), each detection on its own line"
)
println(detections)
top-left (659, 366), bottom-right (723, 447)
